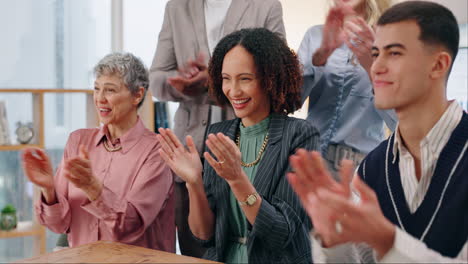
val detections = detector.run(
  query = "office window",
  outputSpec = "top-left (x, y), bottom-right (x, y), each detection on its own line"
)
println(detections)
top-left (448, 48), bottom-right (468, 110)
top-left (0, 0), bottom-right (111, 261)
top-left (447, 23), bottom-right (468, 111)
top-left (123, 0), bottom-right (178, 129)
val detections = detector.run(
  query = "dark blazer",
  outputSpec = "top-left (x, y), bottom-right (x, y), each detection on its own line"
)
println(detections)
top-left (194, 114), bottom-right (320, 263)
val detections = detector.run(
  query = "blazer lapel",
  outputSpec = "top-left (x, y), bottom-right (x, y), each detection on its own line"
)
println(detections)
top-left (223, 0), bottom-right (250, 35)
top-left (188, 0), bottom-right (211, 59)
top-left (224, 118), bottom-right (240, 141)
top-left (253, 114), bottom-right (285, 196)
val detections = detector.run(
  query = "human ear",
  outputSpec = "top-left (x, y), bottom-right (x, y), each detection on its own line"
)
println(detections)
top-left (134, 87), bottom-right (145, 106)
top-left (429, 51), bottom-right (452, 80)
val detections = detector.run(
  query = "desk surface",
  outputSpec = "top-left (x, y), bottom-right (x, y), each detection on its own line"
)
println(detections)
top-left (17, 241), bottom-right (220, 263)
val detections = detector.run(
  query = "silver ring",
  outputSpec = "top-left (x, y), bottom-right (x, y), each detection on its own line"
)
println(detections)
top-left (218, 159), bottom-right (225, 164)
top-left (335, 220), bottom-right (343, 234)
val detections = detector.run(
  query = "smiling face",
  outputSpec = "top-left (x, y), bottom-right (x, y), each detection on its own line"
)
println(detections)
top-left (371, 20), bottom-right (439, 112)
top-left (93, 74), bottom-right (140, 127)
top-left (221, 45), bottom-right (271, 127)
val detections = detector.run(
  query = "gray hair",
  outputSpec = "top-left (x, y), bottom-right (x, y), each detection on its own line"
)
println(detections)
top-left (93, 52), bottom-right (149, 108)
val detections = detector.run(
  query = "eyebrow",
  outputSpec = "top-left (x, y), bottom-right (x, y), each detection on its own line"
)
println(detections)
top-left (94, 82), bottom-right (119, 87)
top-left (238, 73), bottom-right (255, 76)
top-left (372, 43), bottom-right (406, 51)
top-left (222, 73), bottom-right (255, 77)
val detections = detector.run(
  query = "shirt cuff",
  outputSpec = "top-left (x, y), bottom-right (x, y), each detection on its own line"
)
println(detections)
top-left (379, 227), bottom-right (419, 263)
top-left (311, 231), bottom-right (357, 263)
top-left (81, 185), bottom-right (125, 220)
top-left (36, 192), bottom-right (69, 222)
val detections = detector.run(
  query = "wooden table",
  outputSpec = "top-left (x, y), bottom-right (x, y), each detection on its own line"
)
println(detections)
top-left (16, 241), bottom-right (221, 263)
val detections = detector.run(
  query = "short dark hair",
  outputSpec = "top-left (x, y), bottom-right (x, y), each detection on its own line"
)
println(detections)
top-left (377, 1), bottom-right (459, 67)
top-left (208, 28), bottom-right (302, 115)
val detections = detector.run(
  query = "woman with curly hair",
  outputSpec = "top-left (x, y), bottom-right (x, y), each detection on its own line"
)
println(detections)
top-left (158, 28), bottom-right (320, 263)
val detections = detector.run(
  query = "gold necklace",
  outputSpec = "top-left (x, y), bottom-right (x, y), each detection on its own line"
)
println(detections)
top-left (236, 133), bottom-right (269, 167)
top-left (103, 139), bottom-right (122, 152)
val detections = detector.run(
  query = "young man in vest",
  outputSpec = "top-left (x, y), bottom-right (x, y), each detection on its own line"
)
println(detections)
top-left (288, 1), bottom-right (467, 262)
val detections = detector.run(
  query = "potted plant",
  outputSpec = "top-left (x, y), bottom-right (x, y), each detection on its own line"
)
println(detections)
top-left (0, 204), bottom-right (17, 231)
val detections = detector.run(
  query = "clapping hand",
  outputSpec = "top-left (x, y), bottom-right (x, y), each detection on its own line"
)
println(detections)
top-left (323, 5), bottom-right (354, 52)
top-left (313, 4), bottom-right (355, 66)
top-left (287, 150), bottom-right (395, 257)
top-left (23, 148), bottom-right (58, 204)
top-left (22, 148), bottom-right (55, 190)
top-left (204, 133), bottom-right (245, 184)
top-left (157, 128), bottom-right (203, 185)
top-left (287, 150), bottom-right (353, 217)
top-left (64, 145), bottom-right (102, 201)
top-left (344, 17), bottom-right (375, 73)
top-left (167, 53), bottom-right (209, 97)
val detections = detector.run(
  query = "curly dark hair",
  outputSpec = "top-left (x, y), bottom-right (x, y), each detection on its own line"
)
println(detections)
top-left (208, 28), bottom-right (303, 115)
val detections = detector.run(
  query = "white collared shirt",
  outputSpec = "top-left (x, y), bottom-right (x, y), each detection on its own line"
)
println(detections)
top-left (204, 0), bottom-right (232, 55)
top-left (393, 100), bottom-right (463, 213)
top-left (204, 0), bottom-right (232, 125)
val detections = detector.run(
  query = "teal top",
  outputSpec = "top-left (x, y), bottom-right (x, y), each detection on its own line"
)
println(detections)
top-left (225, 116), bottom-right (271, 264)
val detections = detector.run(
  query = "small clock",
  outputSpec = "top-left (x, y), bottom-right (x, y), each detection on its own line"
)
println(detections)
top-left (15, 121), bottom-right (34, 144)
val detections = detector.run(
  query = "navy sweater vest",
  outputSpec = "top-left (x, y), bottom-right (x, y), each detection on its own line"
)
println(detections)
top-left (358, 112), bottom-right (468, 257)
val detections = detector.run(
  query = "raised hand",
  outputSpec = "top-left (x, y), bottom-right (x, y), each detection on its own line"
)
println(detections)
top-left (344, 17), bottom-right (375, 73)
top-left (307, 175), bottom-right (395, 257)
top-left (313, 4), bottom-right (355, 66)
top-left (22, 148), bottom-right (56, 204)
top-left (287, 150), bottom-right (395, 255)
top-left (204, 133), bottom-right (245, 184)
top-left (64, 145), bottom-right (102, 201)
top-left (322, 6), bottom-right (348, 51)
top-left (22, 148), bottom-right (54, 190)
top-left (167, 53), bottom-right (208, 96)
top-left (157, 128), bottom-right (203, 185)
top-left (287, 150), bottom-right (353, 223)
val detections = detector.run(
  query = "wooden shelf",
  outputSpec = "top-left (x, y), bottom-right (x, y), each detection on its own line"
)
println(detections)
top-left (0, 221), bottom-right (45, 239)
top-left (0, 88), bottom-right (153, 131)
top-left (0, 88), bottom-right (154, 257)
top-left (0, 144), bottom-right (42, 151)
top-left (0, 89), bottom-right (93, 94)
top-left (0, 221), bottom-right (46, 255)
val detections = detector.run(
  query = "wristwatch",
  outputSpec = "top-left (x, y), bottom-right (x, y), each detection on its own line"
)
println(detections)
top-left (238, 193), bottom-right (259, 206)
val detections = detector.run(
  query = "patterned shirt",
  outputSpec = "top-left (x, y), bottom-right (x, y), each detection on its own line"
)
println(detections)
top-left (393, 100), bottom-right (464, 212)
top-left (312, 102), bottom-right (468, 263)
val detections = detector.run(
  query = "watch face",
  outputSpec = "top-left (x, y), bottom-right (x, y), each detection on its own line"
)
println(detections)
top-left (16, 125), bottom-right (34, 144)
top-left (246, 194), bottom-right (257, 206)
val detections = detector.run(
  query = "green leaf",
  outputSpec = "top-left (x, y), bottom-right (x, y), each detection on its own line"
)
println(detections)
top-left (1, 204), bottom-right (16, 214)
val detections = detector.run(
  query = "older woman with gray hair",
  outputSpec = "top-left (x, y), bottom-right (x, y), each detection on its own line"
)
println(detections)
top-left (22, 52), bottom-right (175, 252)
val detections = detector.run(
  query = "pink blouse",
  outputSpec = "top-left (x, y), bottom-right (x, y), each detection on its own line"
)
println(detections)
top-left (35, 118), bottom-right (175, 252)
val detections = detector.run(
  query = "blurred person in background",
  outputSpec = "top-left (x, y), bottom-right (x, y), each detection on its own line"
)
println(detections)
top-left (298, 0), bottom-right (397, 177)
